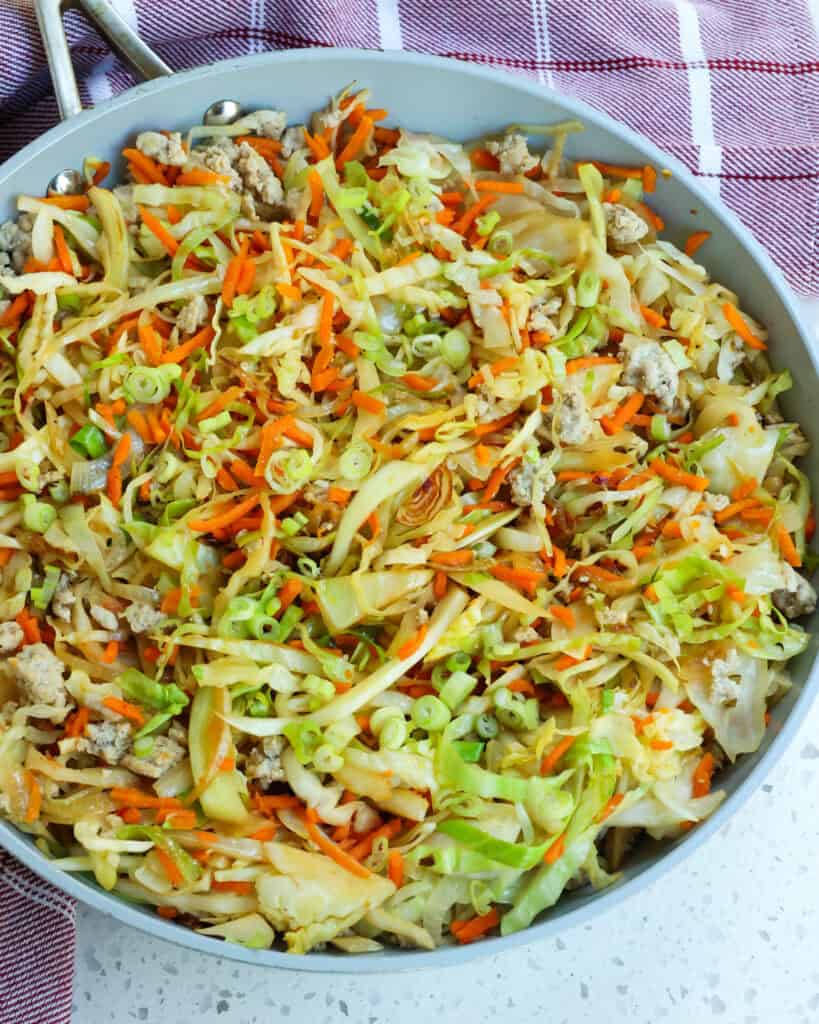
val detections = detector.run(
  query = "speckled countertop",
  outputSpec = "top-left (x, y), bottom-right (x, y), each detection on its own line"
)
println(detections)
top-left (71, 301), bottom-right (819, 1024)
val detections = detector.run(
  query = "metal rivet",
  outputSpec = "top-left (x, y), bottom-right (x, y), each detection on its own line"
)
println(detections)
top-left (204, 100), bottom-right (243, 126)
top-left (47, 169), bottom-right (85, 196)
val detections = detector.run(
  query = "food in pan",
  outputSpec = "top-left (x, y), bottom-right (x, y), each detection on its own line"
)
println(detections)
top-left (0, 88), bottom-right (813, 953)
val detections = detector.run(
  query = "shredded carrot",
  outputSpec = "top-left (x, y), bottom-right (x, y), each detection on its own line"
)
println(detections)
top-left (684, 230), bottom-right (711, 258)
top-left (278, 578), bottom-right (303, 611)
top-left (23, 771), bottom-right (41, 823)
top-left (0, 293), bottom-right (30, 328)
top-left (327, 486), bottom-right (352, 505)
top-left (122, 148), bottom-right (167, 184)
top-left (482, 456), bottom-right (520, 502)
top-left (452, 193), bottom-right (497, 234)
top-left (102, 696), bottom-right (145, 726)
top-left (159, 324), bottom-right (215, 363)
top-left (642, 165), bottom-right (657, 193)
top-left (692, 752), bottom-right (715, 798)
top-left (474, 410), bottom-right (518, 438)
top-left (474, 180), bottom-right (525, 194)
top-left (401, 373), bottom-right (439, 392)
top-left (248, 825), bottom-right (278, 841)
top-left (52, 224), bottom-right (74, 274)
top-left (139, 207), bottom-right (178, 256)
top-left (347, 818), bottom-right (405, 861)
top-left (600, 391), bottom-right (645, 435)
top-left (650, 458), bottom-right (709, 492)
top-left (431, 550), bottom-right (474, 567)
top-left (776, 523), bottom-right (801, 567)
top-left (0, 548), bottom-right (14, 567)
top-left (175, 167), bottom-right (230, 187)
top-left (157, 906), bottom-right (178, 919)
top-left (565, 355), bottom-right (620, 374)
top-left (276, 282), bottom-right (301, 302)
top-left (396, 623), bottom-right (428, 660)
top-left (106, 433), bottom-right (131, 506)
top-left (252, 793), bottom-right (304, 813)
top-left (508, 677), bottom-right (536, 694)
top-left (452, 907), bottom-right (500, 944)
top-left (352, 390), bottom-right (386, 415)
top-left (596, 793), bottom-right (625, 823)
top-left (581, 159), bottom-right (642, 180)
top-left (303, 815), bottom-right (371, 878)
top-left (731, 477), bottom-right (756, 502)
top-left (551, 545), bottom-right (568, 578)
top-left (41, 193), bottom-right (90, 211)
top-left (64, 706), bottom-right (90, 738)
top-left (468, 356), bottom-right (518, 388)
top-left (548, 604), bottom-right (576, 628)
top-left (155, 847), bottom-right (184, 887)
top-left (540, 735), bottom-right (576, 776)
top-left (307, 169), bottom-right (324, 221)
top-left (640, 305), bottom-right (667, 329)
top-left (15, 610), bottom-right (41, 645)
top-left (111, 788), bottom-right (183, 810)
top-left (433, 571), bottom-right (448, 600)
top-left (387, 849), bottom-right (404, 887)
top-left (489, 564), bottom-right (546, 596)
top-left (222, 236), bottom-right (250, 309)
top-left (137, 321), bottom-right (164, 366)
top-left (336, 115), bottom-right (374, 168)
top-left (650, 738), bottom-right (674, 751)
top-left (722, 302), bottom-right (767, 350)
top-left (189, 492), bottom-right (262, 533)
top-left (544, 833), bottom-right (566, 865)
top-left (101, 640), bottom-right (119, 664)
top-left (196, 386), bottom-right (243, 424)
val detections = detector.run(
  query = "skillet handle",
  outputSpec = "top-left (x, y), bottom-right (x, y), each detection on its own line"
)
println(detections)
top-left (35, 0), bottom-right (172, 121)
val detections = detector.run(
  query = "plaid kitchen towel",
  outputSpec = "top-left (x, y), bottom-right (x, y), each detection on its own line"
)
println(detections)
top-left (0, 1), bottom-right (817, 1021)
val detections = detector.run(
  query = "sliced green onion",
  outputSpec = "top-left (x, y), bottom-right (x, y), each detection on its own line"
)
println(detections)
top-left (281, 511), bottom-right (308, 537)
top-left (492, 687), bottom-right (539, 731)
top-left (232, 316), bottom-right (258, 343)
top-left (57, 293), bottom-right (82, 313)
top-left (20, 494), bottom-right (57, 534)
top-left (476, 713), bottom-right (499, 739)
top-left (69, 424), bottom-right (108, 461)
top-left (132, 736), bottom-right (155, 758)
top-left (439, 670), bottom-right (477, 711)
top-left (123, 364), bottom-right (181, 405)
top-left (575, 269), bottom-right (601, 308)
top-left (297, 556), bottom-right (320, 578)
top-left (650, 414), bottom-right (671, 442)
top-left (49, 480), bottom-right (70, 503)
top-left (621, 178), bottom-right (644, 201)
top-left (601, 689), bottom-right (615, 712)
top-left (30, 566), bottom-right (61, 610)
top-left (440, 328), bottom-right (471, 370)
top-left (117, 668), bottom-right (189, 710)
top-left (15, 459), bottom-right (40, 492)
top-left (488, 229), bottom-right (514, 256)
top-left (412, 694), bottom-right (451, 732)
top-left (452, 740), bottom-right (484, 763)
top-left (446, 651), bottom-right (471, 672)
top-left (476, 211), bottom-right (501, 237)
top-left (199, 410), bottom-right (232, 434)
top-left (339, 440), bottom-right (374, 481)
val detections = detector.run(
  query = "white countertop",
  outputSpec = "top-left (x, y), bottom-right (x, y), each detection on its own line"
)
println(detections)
top-left (71, 299), bottom-right (819, 1024)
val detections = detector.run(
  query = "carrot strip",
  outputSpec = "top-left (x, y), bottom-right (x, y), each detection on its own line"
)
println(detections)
top-left (156, 847), bottom-right (184, 887)
top-left (336, 115), bottom-right (374, 168)
top-left (138, 321), bottom-right (164, 366)
top-left (650, 458), bottom-right (709, 492)
top-left (347, 819), bottom-right (405, 861)
top-left (599, 391), bottom-right (646, 436)
top-left (776, 523), bottom-right (801, 567)
top-left (452, 907), bottom-right (501, 944)
top-left (452, 193), bottom-right (497, 234)
top-left (489, 564), bottom-right (546, 596)
top-left (401, 373), bottom-right (438, 392)
top-left (596, 793), bottom-right (625, 823)
top-left (642, 165), bottom-right (657, 193)
top-left (197, 385), bottom-right (243, 423)
top-left (139, 207), bottom-right (178, 256)
top-left (175, 168), bottom-right (230, 187)
top-left (304, 816), bottom-right (371, 878)
top-left (41, 194), bottom-right (90, 211)
top-left (473, 411), bottom-right (518, 438)
top-left (278, 578), bottom-right (303, 611)
top-left (540, 735), bottom-right (576, 776)
top-left (23, 771), bottom-right (41, 823)
top-left (722, 302), bottom-right (767, 351)
top-left (474, 180), bottom-right (525, 194)
top-left (692, 752), bottom-right (715, 798)
top-left (352, 391), bottom-right (386, 415)
top-left (102, 696), bottom-right (145, 726)
top-left (189, 492), bottom-right (262, 533)
top-left (640, 305), bottom-right (667, 329)
top-left (159, 325), bottom-right (215, 363)
top-left (122, 148), bottom-right (167, 184)
top-left (0, 293), bottom-right (30, 327)
top-left (387, 849), bottom-right (404, 887)
top-left (111, 788), bottom-right (183, 810)
top-left (565, 355), bottom-right (620, 374)
top-left (397, 624), bottom-right (428, 660)
top-left (303, 129), bottom-right (331, 161)
top-left (431, 550), bottom-right (474, 567)
top-left (548, 604), bottom-right (576, 628)
top-left (52, 224), bottom-right (74, 274)
top-left (307, 169), bottom-right (324, 221)
top-left (684, 230), bottom-right (710, 258)
top-left (544, 832), bottom-right (566, 865)
top-left (64, 707), bottom-right (90, 738)
top-left (222, 236), bottom-right (250, 309)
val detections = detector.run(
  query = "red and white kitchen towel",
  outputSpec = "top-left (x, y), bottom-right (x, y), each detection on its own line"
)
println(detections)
top-left (0, 0), bottom-right (818, 1020)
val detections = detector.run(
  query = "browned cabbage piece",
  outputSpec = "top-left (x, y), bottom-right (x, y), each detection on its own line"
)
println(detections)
top-left (395, 465), bottom-right (453, 526)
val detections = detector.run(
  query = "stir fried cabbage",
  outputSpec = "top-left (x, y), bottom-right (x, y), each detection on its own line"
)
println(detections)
top-left (0, 87), bottom-right (813, 956)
